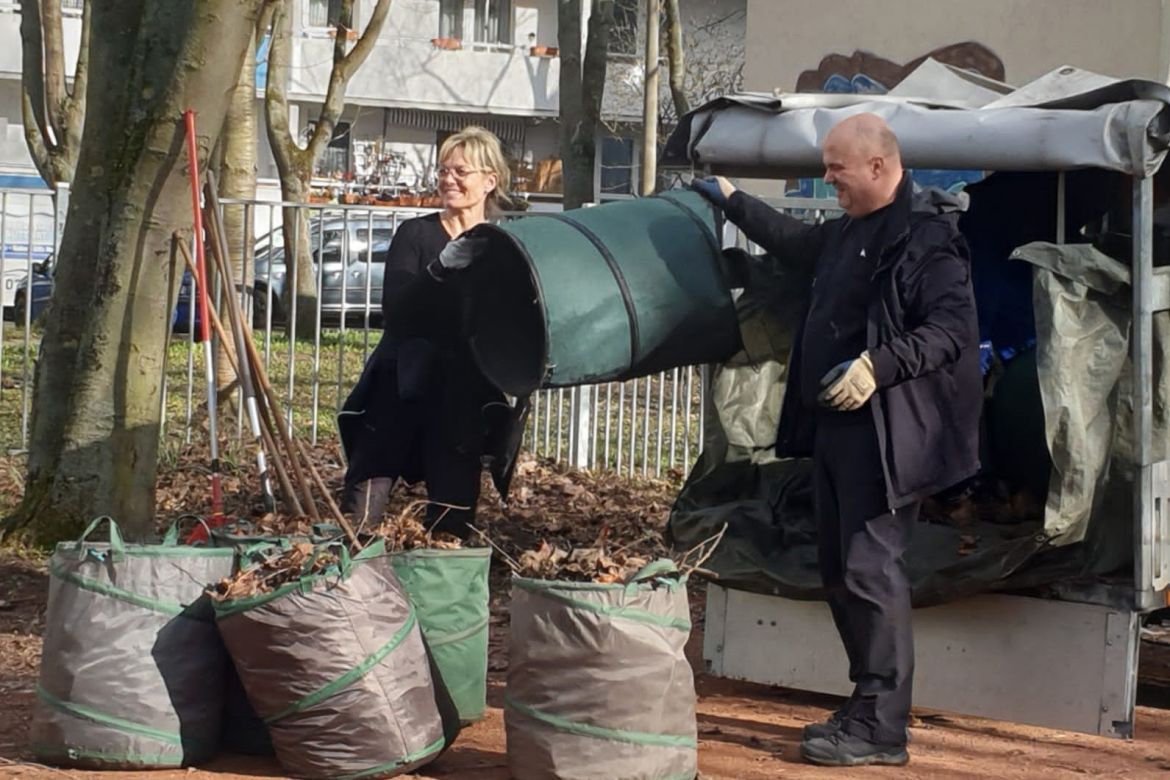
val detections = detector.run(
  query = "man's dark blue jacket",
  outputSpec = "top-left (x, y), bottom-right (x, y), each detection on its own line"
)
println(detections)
top-left (724, 175), bottom-right (982, 509)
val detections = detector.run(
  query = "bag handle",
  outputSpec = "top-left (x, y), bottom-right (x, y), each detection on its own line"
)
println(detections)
top-left (623, 559), bottom-right (683, 595)
top-left (72, 516), bottom-right (125, 561)
top-left (162, 514), bottom-right (215, 547)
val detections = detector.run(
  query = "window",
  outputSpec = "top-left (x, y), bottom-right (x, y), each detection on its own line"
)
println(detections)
top-left (473, 0), bottom-right (512, 44)
top-left (307, 0), bottom-right (352, 29)
top-left (61, 0), bottom-right (83, 10)
top-left (438, 0), bottom-right (463, 39)
top-left (609, 0), bottom-right (638, 56)
top-left (599, 136), bottom-right (635, 196)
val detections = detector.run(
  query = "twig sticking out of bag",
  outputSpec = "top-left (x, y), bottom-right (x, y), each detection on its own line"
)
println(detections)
top-left (673, 523), bottom-right (728, 579)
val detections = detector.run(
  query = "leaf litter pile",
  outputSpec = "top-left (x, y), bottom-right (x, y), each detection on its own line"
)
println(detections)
top-left (206, 541), bottom-right (340, 602)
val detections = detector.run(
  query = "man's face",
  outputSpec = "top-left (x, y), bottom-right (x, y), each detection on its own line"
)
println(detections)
top-left (822, 134), bottom-right (879, 217)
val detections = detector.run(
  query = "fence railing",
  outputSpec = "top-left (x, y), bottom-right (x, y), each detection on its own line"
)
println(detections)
top-left (0, 192), bottom-right (747, 482)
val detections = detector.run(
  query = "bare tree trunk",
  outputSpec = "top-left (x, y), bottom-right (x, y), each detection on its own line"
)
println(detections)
top-left (20, 0), bottom-right (90, 187)
top-left (663, 0), bottom-right (688, 120)
top-left (559, 0), bottom-right (614, 210)
top-left (215, 33), bottom-right (258, 405)
top-left (640, 0), bottom-right (659, 196)
top-left (3, 0), bottom-right (267, 544)
top-left (264, 0), bottom-right (393, 339)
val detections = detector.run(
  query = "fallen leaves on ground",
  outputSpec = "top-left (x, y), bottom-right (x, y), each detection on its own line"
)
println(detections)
top-left (514, 538), bottom-right (649, 583)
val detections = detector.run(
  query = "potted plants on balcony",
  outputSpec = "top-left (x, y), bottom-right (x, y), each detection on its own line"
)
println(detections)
top-left (431, 37), bottom-right (463, 51)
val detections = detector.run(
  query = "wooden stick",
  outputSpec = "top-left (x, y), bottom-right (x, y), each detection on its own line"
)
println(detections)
top-left (176, 236), bottom-right (304, 516)
top-left (196, 207), bottom-right (319, 522)
top-left (292, 434), bottom-right (359, 548)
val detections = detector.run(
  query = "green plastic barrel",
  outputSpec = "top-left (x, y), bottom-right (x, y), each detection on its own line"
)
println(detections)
top-left (390, 548), bottom-right (492, 724)
top-left (465, 191), bottom-right (740, 395)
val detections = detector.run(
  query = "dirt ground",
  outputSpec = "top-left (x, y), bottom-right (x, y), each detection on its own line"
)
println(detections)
top-left (6, 550), bottom-right (1170, 779)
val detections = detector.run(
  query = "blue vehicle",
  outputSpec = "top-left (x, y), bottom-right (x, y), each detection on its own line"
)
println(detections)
top-left (12, 257), bottom-right (52, 324)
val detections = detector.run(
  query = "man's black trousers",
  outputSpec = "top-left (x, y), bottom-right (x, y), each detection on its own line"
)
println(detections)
top-left (813, 414), bottom-right (918, 746)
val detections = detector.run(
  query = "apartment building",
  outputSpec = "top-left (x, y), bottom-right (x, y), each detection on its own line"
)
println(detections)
top-left (0, 0), bottom-right (745, 205)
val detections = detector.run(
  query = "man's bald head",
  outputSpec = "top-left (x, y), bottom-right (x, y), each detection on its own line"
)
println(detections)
top-left (822, 113), bottom-right (905, 217)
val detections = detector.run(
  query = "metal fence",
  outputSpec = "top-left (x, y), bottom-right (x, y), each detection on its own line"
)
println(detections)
top-left (0, 192), bottom-right (736, 480)
top-left (0, 189), bottom-right (841, 480)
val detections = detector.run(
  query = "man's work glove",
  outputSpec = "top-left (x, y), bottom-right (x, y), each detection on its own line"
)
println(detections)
top-left (427, 235), bottom-right (485, 281)
top-left (689, 176), bottom-right (735, 210)
top-left (818, 352), bottom-right (877, 411)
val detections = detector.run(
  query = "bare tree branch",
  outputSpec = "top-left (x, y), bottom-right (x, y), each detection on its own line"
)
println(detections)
top-left (263, 0), bottom-right (296, 174)
top-left (664, 0), bottom-right (689, 119)
top-left (20, 88), bottom-right (52, 185)
top-left (19, 0), bottom-right (51, 153)
top-left (63, 2), bottom-right (90, 158)
top-left (40, 0), bottom-right (67, 143)
top-left (305, 0), bottom-right (393, 163)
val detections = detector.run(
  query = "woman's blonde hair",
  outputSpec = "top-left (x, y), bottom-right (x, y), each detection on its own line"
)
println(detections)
top-left (438, 125), bottom-right (512, 213)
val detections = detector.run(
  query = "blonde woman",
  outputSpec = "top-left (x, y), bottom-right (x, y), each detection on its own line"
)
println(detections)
top-left (340, 126), bottom-right (514, 535)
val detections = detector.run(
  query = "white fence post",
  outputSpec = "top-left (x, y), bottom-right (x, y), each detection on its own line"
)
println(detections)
top-left (571, 384), bottom-right (593, 470)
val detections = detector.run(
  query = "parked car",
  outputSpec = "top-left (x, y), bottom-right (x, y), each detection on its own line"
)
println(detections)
top-left (252, 213), bottom-right (396, 327)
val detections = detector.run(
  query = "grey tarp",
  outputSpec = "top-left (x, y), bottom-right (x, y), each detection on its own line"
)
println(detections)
top-left (31, 518), bottom-right (236, 769)
top-left (215, 541), bottom-right (449, 780)
top-left (504, 562), bottom-right (698, 780)
top-left (663, 69), bottom-right (1170, 179)
top-left (1012, 243), bottom-right (1132, 545)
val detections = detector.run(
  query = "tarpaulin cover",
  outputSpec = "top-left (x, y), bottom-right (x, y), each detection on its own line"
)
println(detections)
top-left (214, 540), bottom-right (449, 780)
top-left (389, 548), bottom-right (491, 725)
top-left (663, 68), bottom-right (1170, 179)
top-left (464, 191), bottom-right (740, 396)
top-left (31, 518), bottom-right (236, 769)
top-left (504, 562), bottom-right (698, 780)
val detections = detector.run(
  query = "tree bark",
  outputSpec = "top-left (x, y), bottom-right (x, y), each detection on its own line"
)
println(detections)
top-left (264, 0), bottom-right (393, 339)
top-left (19, 0), bottom-right (89, 187)
top-left (559, 0), bottom-right (613, 210)
top-left (640, 0), bottom-right (658, 196)
top-left (215, 32), bottom-right (258, 404)
top-left (663, 0), bottom-right (688, 120)
top-left (4, 0), bottom-right (267, 544)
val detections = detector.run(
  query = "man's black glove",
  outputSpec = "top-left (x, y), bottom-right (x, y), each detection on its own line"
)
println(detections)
top-left (427, 235), bottom-right (485, 281)
top-left (689, 176), bottom-right (729, 210)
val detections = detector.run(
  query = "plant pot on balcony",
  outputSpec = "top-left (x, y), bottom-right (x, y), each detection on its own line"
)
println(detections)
top-left (432, 37), bottom-right (463, 51)
top-left (529, 45), bottom-right (558, 57)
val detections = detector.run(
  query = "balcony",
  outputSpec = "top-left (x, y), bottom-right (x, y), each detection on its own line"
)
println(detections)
top-left (289, 33), bottom-right (561, 117)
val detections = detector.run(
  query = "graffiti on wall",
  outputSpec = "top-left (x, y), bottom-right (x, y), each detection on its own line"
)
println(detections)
top-left (787, 42), bottom-right (1004, 197)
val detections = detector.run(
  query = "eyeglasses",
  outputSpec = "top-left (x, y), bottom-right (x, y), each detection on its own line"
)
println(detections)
top-left (437, 165), bottom-right (488, 180)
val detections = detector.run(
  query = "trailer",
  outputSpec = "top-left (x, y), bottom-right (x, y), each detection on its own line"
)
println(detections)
top-left (664, 63), bottom-right (1170, 738)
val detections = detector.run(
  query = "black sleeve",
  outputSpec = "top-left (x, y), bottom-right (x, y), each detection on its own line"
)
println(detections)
top-left (868, 234), bottom-right (978, 387)
top-left (381, 219), bottom-right (447, 335)
top-left (724, 190), bottom-right (825, 276)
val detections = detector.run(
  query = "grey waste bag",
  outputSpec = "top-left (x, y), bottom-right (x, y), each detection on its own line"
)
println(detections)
top-left (1012, 242), bottom-right (1133, 544)
top-left (214, 540), bottom-right (447, 780)
top-left (505, 561), bottom-right (698, 780)
top-left (31, 517), bottom-right (236, 769)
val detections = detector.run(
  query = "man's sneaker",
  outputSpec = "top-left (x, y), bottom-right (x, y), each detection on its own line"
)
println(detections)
top-left (801, 711), bottom-right (847, 741)
top-left (800, 731), bottom-right (909, 767)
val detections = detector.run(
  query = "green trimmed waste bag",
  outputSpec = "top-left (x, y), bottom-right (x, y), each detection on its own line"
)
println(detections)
top-left (465, 190), bottom-right (739, 395)
top-left (504, 560), bottom-right (698, 780)
top-left (390, 548), bottom-right (492, 724)
top-left (214, 540), bottom-right (449, 780)
top-left (31, 517), bottom-right (236, 769)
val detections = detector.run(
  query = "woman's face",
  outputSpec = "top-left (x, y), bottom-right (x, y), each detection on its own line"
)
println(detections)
top-left (438, 147), bottom-right (498, 213)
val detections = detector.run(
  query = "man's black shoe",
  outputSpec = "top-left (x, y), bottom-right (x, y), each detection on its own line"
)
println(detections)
top-left (800, 731), bottom-right (909, 767)
top-left (801, 710), bottom-right (846, 741)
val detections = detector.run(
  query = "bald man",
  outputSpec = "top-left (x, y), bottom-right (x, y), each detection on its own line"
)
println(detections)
top-left (692, 114), bottom-right (980, 767)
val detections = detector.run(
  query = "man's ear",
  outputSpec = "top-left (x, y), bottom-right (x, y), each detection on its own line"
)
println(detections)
top-left (869, 156), bottom-right (884, 179)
